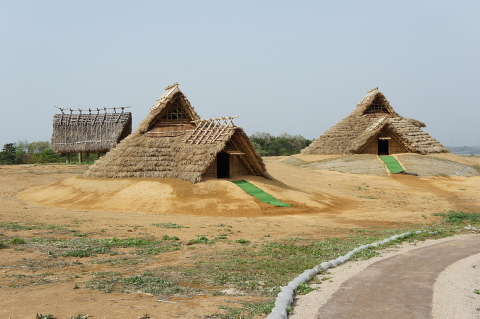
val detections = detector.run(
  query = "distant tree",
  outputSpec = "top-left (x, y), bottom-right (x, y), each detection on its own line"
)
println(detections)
top-left (250, 132), bottom-right (312, 156)
top-left (35, 149), bottom-right (65, 163)
top-left (0, 141), bottom-right (66, 164)
top-left (0, 143), bottom-right (18, 164)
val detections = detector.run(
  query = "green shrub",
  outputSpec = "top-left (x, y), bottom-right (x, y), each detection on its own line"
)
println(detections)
top-left (152, 222), bottom-right (185, 228)
top-left (10, 237), bottom-right (26, 245)
top-left (434, 211), bottom-right (480, 225)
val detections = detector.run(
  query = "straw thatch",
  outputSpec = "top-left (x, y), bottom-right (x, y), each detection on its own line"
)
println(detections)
top-left (51, 108), bottom-right (132, 153)
top-left (84, 83), bottom-right (268, 183)
top-left (302, 87), bottom-right (449, 155)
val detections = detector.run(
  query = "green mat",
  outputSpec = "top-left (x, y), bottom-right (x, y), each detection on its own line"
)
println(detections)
top-left (231, 180), bottom-right (292, 207)
top-left (379, 156), bottom-right (404, 173)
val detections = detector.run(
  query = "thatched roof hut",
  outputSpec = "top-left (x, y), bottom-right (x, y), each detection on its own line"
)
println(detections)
top-left (51, 107), bottom-right (132, 154)
top-left (84, 83), bottom-right (269, 183)
top-left (302, 88), bottom-right (449, 155)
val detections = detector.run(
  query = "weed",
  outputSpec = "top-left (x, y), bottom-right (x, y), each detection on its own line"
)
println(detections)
top-left (0, 240), bottom-right (7, 249)
top-left (73, 233), bottom-right (88, 237)
top-left (86, 271), bottom-right (185, 296)
top-left (152, 222), bottom-right (185, 228)
top-left (236, 239), bottom-right (250, 245)
top-left (352, 246), bottom-right (381, 260)
top-left (0, 221), bottom-right (73, 232)
top-left (474, 289), bottom-right (480, 295)
top-left (212, 290), bottom-right (226, 296)
top-left (188, 236), bottom-right (213, 245)
top-left (31, 236), bottom-right (181, 257)
top-left (136, 245), bottom-right (181, 255)
top-left (162, 235), bottom-right (180, 241)
top-left (10, 237), bottom-right (26, 245)
top-left (71, 315), bottom-right (92, 319)
top-left (295, 282), bottom-right (315, 295)
top-left (64, 249), bottom-right (92, 258)
top-left (434, 211), bottom-right (480, 226)
top-left (36, 314), bottom-right (55, 319)
top-left (91, 257), bottom-right (145, 265)
top-left (208, 300), bottom-right (275, 319)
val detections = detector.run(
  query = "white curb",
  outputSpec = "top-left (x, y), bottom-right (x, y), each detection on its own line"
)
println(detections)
top-left (266, 231), bottom-right (424, 319)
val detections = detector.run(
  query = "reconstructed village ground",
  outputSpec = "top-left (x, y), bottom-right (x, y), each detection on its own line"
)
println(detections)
top-left (1, 153), bottom-right (480, 318)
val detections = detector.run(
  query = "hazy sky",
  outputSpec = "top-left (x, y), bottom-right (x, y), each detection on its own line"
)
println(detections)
top-left (1, 0), bottom-right (479, 148)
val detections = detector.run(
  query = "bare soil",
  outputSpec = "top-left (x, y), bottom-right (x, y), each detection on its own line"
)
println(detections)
top-left (1, 153), bottom-right (480, 318)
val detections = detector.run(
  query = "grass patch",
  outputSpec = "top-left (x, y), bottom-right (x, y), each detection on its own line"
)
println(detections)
top-left (188, 236), bottom-right (214, 245)
top-left (91, 257), bottom-right (146, 266)
top-left (187, 228), bottom-right (448, 299)
top-left (4, 212), bottom-right (474, 319)
top-left (206, 300), bottom-right (275, 319)
top-left (151, 222), bottom-right (186, 228)
top-left (86, 271), bottom-right (186, 296)
top-left (198, 228), bottom-right (455, 318)
top-left (10, 237), bottom-right (26, 245)
top-left (6, 272), bottom-right (55, 288)
top-left (29, 236), bottom-right (182, 257)
top-left (295, 281), bottom-right (315, 295)
top-left (0, 221), bottom-right (74, 232)
top-left (433, 211), bottom-right (480, 227)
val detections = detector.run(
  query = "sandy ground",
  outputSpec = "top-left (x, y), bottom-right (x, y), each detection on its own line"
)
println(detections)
top-left (1, 153), bottom-right (480, 318)
top-left (289, 234), bottom-right (480, 319)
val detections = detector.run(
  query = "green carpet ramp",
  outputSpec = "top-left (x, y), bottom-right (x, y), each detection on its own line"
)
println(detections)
top-left (231, 180), bottom-right (292, 207)
top-left (379, 156), bottom-right (404, 173)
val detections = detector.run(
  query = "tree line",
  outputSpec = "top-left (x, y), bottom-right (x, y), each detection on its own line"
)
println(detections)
top-left (0, 132), bottom-right (313, 164)
top-left (0, 141), bottom-right (65, 164)
top-left (250, 132), bottom-right (313, 156)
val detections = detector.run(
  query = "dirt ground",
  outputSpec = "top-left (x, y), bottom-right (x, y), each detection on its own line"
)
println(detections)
top-left (1, 153), bottom-right (480, 318)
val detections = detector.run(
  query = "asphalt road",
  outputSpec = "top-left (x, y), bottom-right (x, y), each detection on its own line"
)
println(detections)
top-left (316, 236), bottom-right (480, 319)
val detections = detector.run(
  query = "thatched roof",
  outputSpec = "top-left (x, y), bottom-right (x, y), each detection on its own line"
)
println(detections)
top-left (84, 83), bottom-right (268, 183)
top-left (51, 108), bottom-right (132, 153)
top-left (302, 87), bottom-right (449, 155)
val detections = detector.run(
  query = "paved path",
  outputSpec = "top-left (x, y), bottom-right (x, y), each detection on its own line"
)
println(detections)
top-left (316, 236), bottom-right (480, 319)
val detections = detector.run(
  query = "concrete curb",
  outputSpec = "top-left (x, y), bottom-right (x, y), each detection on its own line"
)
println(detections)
top-left (266, 231), bottom-right (424, 319)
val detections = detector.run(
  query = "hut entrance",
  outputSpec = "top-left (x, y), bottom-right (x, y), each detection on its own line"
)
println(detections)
top-left (378, 138), bottom-right (390, 155)
top-left (217, 151), bottom-right (230, 178)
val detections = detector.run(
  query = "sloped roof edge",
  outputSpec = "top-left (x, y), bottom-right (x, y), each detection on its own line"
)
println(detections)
top-left (137, 83), bottom-right (200, 134)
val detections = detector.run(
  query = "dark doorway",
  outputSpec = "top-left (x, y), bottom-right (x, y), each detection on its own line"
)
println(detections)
top-left (378, 139), bottom-right (390, 155)
top-left (217, 151), bottom-right (230, 178)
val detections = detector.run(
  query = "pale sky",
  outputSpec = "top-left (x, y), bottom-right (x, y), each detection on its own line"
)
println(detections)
top-left (1, 0), bottom-right (479, 148)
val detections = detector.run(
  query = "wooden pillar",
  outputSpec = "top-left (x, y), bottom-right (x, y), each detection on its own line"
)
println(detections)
top-left (78, 153), bottom-right (83, 163)
top-left (66, 153), bottom-right (71, 164)
top-left (86, 153), bottom-right (91, 162)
